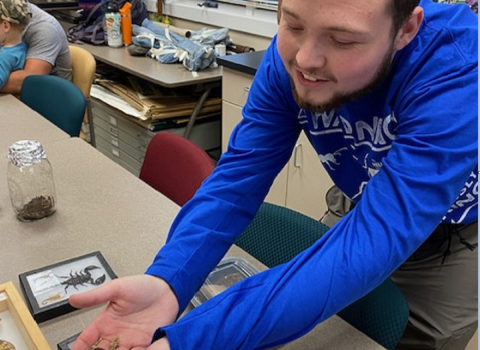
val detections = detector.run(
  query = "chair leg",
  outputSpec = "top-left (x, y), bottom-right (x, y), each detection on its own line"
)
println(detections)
top-left (183, 87), bottom-right (211, 140)
top-left (86, 99), bottom-right (96, 147)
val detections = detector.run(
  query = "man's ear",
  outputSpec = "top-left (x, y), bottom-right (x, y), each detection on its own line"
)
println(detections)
top-left (394, 6), bottom-right (424, 51)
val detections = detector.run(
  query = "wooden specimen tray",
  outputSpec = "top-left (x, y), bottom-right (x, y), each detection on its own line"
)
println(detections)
top-left (0, 281), bottom-right (50, 350)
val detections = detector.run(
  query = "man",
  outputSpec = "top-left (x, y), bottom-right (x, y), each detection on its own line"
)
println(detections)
top-left (0, 2), bottom-right (71, 94)
top-left (70, 0), bottom-right (478, 349)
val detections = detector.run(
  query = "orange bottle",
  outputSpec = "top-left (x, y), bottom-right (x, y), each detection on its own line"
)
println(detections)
top-left (119, 2), bottom-right (133, 46)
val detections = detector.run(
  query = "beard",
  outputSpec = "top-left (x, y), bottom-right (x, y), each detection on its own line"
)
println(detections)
top-left (292, 45), bottom-right (396, 113)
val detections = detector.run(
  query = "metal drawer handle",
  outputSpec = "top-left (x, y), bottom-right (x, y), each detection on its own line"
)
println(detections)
top-left (243, 86), bottom-right (250, 93)
top-left (136, 134), bottom-right (150, 144)
top-left (109, 126), bottom-right (119, 137)
top-left (293, 143), bottom-right (302, 168)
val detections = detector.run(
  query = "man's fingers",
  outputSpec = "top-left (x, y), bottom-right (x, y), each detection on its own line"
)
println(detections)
top-left (69, 280), bottom-right (116, 308)
top-left (70, 330), bottom-right (101, 350)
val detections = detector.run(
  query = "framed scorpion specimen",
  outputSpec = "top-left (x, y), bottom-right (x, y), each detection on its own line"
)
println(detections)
top-left (18, 251), bottom-right (117, 323)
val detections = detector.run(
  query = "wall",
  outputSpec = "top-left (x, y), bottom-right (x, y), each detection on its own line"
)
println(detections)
top-left (161, 0), bottom-right (277, 50)
top-left (171, 17), bottom-right (274, 50)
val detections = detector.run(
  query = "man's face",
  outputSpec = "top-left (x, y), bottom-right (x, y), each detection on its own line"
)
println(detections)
top-left (277, 0), bottom-right (398, 112)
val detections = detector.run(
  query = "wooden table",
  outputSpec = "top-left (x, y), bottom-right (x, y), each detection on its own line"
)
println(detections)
top-left (0, 137), bottom-right (384, 349)
top-left (0, 94), bottom-right (70, 154)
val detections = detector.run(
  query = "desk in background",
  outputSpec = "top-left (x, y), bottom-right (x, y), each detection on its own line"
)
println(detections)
top-left (74, 44), bottom-right (223, 176)
top-left (81, 44), bottom-right (221, 88)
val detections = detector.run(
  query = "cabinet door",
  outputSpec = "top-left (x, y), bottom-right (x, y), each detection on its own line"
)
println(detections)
top-left (222, 69), bottom-right (252, 107)
top-left (285, 132), bottom-right (333, 219)
top-left (222, 101), bottom-right (243, 152)
top-left (221, 100), bottom-right (288, 207)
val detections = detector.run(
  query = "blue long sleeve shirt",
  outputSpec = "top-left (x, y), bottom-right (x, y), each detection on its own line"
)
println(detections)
top-left (146, 1), bottom-right (478, 349)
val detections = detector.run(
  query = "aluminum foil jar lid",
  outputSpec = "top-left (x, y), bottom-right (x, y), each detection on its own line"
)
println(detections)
top-left (7, 140), bottom-right (47, 167)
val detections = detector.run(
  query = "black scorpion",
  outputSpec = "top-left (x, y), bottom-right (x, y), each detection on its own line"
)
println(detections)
top-left (57, 265), bottom-right (106, 293)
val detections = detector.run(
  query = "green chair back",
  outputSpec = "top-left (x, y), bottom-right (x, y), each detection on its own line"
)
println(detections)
top-left (236, 202), bottom-right (409, 350)
top-left (235, 202), bottom-right (329, 267)
top-left (20, 75), bottom-right (86, 137)
top-left (337, 278), bottom-right (409, 350)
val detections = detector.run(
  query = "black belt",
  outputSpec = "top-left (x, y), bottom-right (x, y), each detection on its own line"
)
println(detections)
top-left (407, 222), bottom-right (477, 263)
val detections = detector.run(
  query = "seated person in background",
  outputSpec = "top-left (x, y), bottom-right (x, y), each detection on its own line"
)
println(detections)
top-left (0, 1), bottom-right (71, 95)
top-left (0, 0), bottom-right (29, 89)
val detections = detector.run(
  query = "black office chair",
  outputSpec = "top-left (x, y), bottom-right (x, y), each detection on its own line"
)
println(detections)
top-left (236, 202), bottom-right (409, 350)
top-left (20, 75), bottom-right (86, 137)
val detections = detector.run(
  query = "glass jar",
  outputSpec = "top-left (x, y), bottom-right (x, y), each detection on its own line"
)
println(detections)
top-left (7, 140), bottom-right (56, 222)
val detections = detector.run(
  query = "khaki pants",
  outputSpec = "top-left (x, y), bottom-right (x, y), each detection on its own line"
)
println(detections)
top-left (391, 222), bottom-right (478, 350)
top-left (321, 186), bottom-right (478, 350)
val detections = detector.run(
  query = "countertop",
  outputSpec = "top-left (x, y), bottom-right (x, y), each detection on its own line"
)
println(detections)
top-left (216, 50), bottom-right (266, 76)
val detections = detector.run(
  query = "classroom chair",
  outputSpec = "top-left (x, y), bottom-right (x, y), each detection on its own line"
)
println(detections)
top-left (69, 45), bottom-right (97, 145)
top-left (139, 131), bottom-right (216, 206)
top-left (236, 202), bottom-right (410, 350)
top-left (20, 75), bottom-right (86, 137)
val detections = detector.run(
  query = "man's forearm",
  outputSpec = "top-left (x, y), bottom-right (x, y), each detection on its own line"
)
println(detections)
top-left (1, 58), bottom-right (53, 95)
top-left (0, 69), bottom-right (27, 95)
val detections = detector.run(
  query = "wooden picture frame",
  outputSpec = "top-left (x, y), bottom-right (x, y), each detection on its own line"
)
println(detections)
top-left (0, 281), bottom-right (50, 350)
top-left (19, 251), bottom-right (116, 323)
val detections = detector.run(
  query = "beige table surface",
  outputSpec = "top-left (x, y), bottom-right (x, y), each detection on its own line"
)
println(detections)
top-left (77, 44), bottom-right (222, 88)
top-left (0, 94), bottom-right (70, 153)
top-left (0, 137), bottom-right (384, 350)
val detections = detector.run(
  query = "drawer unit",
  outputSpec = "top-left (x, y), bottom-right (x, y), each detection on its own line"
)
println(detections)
top-left (222, 69), bottom-right (252, 107)
top-left (94, 118), bottom-right (148, 162)
top-left (92, 99), bottom-right (156, 148)
top-left (91, 98), bottom-right (221, 177)
top-left (95, 134), bottom-right (143, 176)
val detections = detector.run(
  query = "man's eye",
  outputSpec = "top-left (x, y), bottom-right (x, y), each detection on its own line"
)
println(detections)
top-left (331, 38), bottom-right (356, 48)
top-left (285, 24), bottom-right (303, 32)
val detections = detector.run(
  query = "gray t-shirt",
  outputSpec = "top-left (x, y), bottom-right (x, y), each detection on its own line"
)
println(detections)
top-left (23, 4), bottom-right (72, 81)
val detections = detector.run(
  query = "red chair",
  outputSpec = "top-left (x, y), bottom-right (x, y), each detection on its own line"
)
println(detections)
top-left (139, 131), bottom-right (216, 206)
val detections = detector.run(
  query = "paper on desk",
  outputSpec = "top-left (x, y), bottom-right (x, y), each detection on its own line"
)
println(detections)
top-left (91, 85), bottom-right (149, 121)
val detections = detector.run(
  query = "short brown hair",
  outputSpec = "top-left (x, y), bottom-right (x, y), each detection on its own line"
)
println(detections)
top-left (388, 0), bottom-right (421, 35)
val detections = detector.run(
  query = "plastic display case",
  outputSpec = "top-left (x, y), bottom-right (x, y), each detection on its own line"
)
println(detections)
top-left (191, 257), bottom-right (260, 307)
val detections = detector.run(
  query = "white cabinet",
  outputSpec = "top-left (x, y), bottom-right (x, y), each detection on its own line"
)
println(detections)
top-left (284, 132), bottom-right (334, 219)
top-left (222, 67), bottom-right (333, 219)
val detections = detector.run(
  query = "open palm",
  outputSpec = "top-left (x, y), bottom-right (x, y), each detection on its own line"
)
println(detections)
top-left (70, 275), bottom-right (178, 350)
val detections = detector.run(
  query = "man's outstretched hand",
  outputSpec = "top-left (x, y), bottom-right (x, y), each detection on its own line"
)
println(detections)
top-left (69, 275), bottom-right (178, 350)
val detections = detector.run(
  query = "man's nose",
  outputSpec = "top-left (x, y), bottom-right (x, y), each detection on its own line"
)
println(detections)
top-left (295, 41), bottom-right (327, 70)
